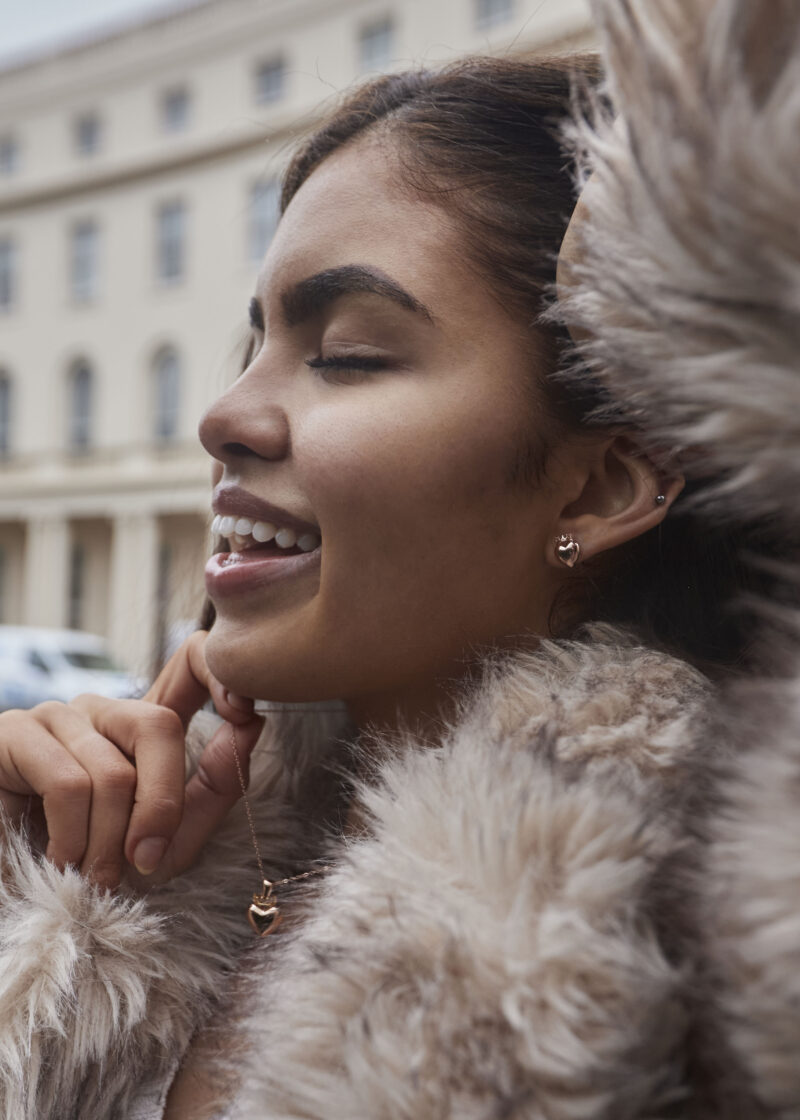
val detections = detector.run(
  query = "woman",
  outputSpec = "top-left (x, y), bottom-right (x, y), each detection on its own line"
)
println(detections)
top-left (0, 1), bottom-right (798, 1117)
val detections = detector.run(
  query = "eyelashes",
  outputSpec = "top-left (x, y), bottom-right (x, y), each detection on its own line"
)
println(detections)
top-left (304, 355), bottom-right (389, 374)
top-left (240, 335), bottom-right (391, 383)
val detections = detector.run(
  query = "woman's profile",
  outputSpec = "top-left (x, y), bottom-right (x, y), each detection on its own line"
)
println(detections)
top-left (0, 1), bottom-right (798, 1118)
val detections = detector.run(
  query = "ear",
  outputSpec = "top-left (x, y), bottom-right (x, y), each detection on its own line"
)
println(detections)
top-left (545, 436), bottom-right (684, 568)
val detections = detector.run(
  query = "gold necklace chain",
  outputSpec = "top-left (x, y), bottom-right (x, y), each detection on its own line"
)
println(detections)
top-left (230, 725), bottom-right (332, 937)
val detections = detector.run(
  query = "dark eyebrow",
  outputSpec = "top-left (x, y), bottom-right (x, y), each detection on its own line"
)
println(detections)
top-left (280, 264), bottom-right (435, 327)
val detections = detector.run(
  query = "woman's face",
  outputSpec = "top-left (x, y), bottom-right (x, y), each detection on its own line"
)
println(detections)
top-left (199, 137), bottom-right (571, 729)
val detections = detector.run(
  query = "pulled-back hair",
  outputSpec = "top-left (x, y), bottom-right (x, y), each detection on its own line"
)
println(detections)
top-left (212, 55), bottom-right (775, 676)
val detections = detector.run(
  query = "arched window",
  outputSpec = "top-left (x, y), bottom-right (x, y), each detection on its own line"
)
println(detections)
top-left (0, 370), bottom-right (11, 457)
top-left (68, 359), bottom-right (92, 451)
top-left (153, 347), bottom-right (180, 442)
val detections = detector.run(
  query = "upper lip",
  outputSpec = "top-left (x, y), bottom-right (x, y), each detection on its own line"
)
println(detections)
top-left (212, 484), bottom-right (320, 537)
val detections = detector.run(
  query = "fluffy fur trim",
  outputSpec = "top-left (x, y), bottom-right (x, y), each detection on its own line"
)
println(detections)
top-left (0, 706), bottom-right (351, 1120)
top-left (232, 628), bottom-right (709, 1120)
top-left (701, 666), bottom-right (800, 1117)
top-left (551, 3), bottom-right (800, 1115)
top-left (551, 0), bottom-right (800, 531)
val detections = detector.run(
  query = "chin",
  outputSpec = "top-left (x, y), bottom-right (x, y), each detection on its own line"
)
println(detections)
top-left (204, 614), bottom-right (340, 704)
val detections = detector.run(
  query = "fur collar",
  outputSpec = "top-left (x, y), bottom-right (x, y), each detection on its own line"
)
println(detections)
top-left (0, 625), bottom-right (709, 1119)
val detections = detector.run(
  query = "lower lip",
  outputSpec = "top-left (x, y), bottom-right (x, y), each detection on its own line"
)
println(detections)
top-left (204, 547), bottom-right (321, 599)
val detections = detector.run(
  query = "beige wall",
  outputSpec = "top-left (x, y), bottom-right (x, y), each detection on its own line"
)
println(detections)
top-left (0, 0), bottom-right (594, 674)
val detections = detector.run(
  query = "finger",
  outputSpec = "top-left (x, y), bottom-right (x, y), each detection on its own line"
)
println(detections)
top-left (150, 715), bottom-right (264, 882)
top-left (36, 702), bottom-right (136, 889)
top-left (70, 698), bottom-right (187, 876)
top-left (145, 630), bottom-right (255, 727)
top-left (0, 709), bottom-right (92, 869)
top-left (144, 630), bottom-right (214, 728)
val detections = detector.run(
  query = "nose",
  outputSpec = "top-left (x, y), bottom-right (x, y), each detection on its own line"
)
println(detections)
top-left (198, 369), bottom-right (291, 467)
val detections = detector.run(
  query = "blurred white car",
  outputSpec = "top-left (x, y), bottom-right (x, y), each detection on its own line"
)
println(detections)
top-left (0, 626), bottom-right (145, 711)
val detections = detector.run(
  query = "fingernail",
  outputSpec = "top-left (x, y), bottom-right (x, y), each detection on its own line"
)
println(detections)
top-left (133, 837), bottom-right (168, 875)
top-left (225, 689), bottom-right (252, 714)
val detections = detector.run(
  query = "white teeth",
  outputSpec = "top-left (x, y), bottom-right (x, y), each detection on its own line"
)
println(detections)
top-left (212, 511), bottom-right (320, 552)
top-left (274, 527), bottom-right (297, 549)
top-left (252, 520), bottom-right (276, 543)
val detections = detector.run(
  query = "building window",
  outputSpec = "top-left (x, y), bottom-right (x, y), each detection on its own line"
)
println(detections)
top-left (75, 112), bottom-right (102, 156)
top-left (0, 371), bottom-right (11, 458)
top-left (0, 239), bottom-right (16, 310)
top-left (153, 347), bottom-right (181, 442)
top-left (70, 220), bottom-right (99, 303)
top-left (162, 87), bottom-right (190, 133)
top-left (475, 0), bottom-right (514, 29)
top-left (358, 16), bottom-right (394, 72)
top-left (255, 56), bottom-right (285, 104)
top-left (248, 178), bottom-right (280, 263)
top-left (0, 136), bottom-right (18, 176)
top-left (68, 360), bottom-right (93, 451)
top-left (156, 200), bottom-right (186, 284)
top-left (67, 541), bottom-right (86, 630)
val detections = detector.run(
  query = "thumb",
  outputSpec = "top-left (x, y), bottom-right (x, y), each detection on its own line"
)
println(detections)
top-left (143, 713), bottom-right (264, 883)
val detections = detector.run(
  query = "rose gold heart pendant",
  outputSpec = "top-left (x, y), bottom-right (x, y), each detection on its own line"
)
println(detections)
top-left (248, 880), bottom-right (283, 937)
top-left (555, 533), bottom-right (581, 568)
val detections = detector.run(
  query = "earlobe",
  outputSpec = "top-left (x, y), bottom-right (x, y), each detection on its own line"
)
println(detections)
top-left (548, 437), bottom-right (684, 568)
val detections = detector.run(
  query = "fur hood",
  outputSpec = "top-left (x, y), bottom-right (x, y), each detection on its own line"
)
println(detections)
top-left (1, 0), bottom-right (798, 1117)
top-left (552, 1), bottom-right (800, 1115)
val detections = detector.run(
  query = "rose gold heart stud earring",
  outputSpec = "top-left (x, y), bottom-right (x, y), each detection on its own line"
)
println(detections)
top-left (555, 532), bottom-right (581, 568)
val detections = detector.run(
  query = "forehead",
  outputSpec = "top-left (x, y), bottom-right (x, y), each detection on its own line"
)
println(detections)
top-left (255, 138), bottom-right (508, 337)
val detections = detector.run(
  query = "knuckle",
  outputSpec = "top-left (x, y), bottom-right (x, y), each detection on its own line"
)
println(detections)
top-left (50, 768), bottom-right (92, 803)
top-left (143, 792), bottom-right (183, 830)
top-left (145, 706), bottom-right (184, 740)
top-left (69, 693), bottom-right (102, 711)
top-left (34, 700), bottom-right (66, 721)
top-left (94, 761), bottom-right (137, 800)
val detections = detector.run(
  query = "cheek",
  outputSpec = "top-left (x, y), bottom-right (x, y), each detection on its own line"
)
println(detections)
top-left (301, 382), bottom-right (541, 623)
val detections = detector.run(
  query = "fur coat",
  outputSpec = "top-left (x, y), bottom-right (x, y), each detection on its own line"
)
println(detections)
top-left (1, 0), bottom-right (798, 1117)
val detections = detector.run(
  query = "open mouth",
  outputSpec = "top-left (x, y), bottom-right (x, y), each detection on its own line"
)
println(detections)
top-left (206, 513), bottom-right (321, 598)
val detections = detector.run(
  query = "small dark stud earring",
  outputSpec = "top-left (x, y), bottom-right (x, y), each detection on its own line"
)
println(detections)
top-left (554, 533), bottom-right (581, 568)
top-left (655, 494), bottom-right (666, 506)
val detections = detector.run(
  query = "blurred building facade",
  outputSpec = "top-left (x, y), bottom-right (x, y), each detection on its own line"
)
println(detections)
top-left (0, 0), bottom-right (593, 675)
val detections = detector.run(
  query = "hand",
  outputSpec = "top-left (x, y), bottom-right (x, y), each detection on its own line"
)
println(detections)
top-left (0, 630), bottom-right (264, 889)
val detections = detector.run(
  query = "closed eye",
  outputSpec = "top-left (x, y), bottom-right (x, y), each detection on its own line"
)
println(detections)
top-left (305, 355), bottom-right (389, 373)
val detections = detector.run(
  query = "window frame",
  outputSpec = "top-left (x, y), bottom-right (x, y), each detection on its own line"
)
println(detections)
top-left (0, 135), bottom-right (18, 176)
top-left (70, 219), bottom-right (100, 304)
top-left (74, 112), bottom-right (102, 157)
top-left (357, 15), bottom-right (395, 73)
top-left (248, 177), bottom-right (281, 264)
top-left (0, 237), bottom-right (17, 311)
top-left (67, 359), bottom-right (93, 453)
top-left (153, 346), bottom-right (181, 443)
top-left (156, 199), bottom-right (187, 285)
top-left (0, 370), bottom-right (12, 458)
top-left (161, 86), bottom-right (191, 134)
top-left (254, 55), bottom-right (286, 105)
top-left (475, 0), bottom-right (515, 31)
